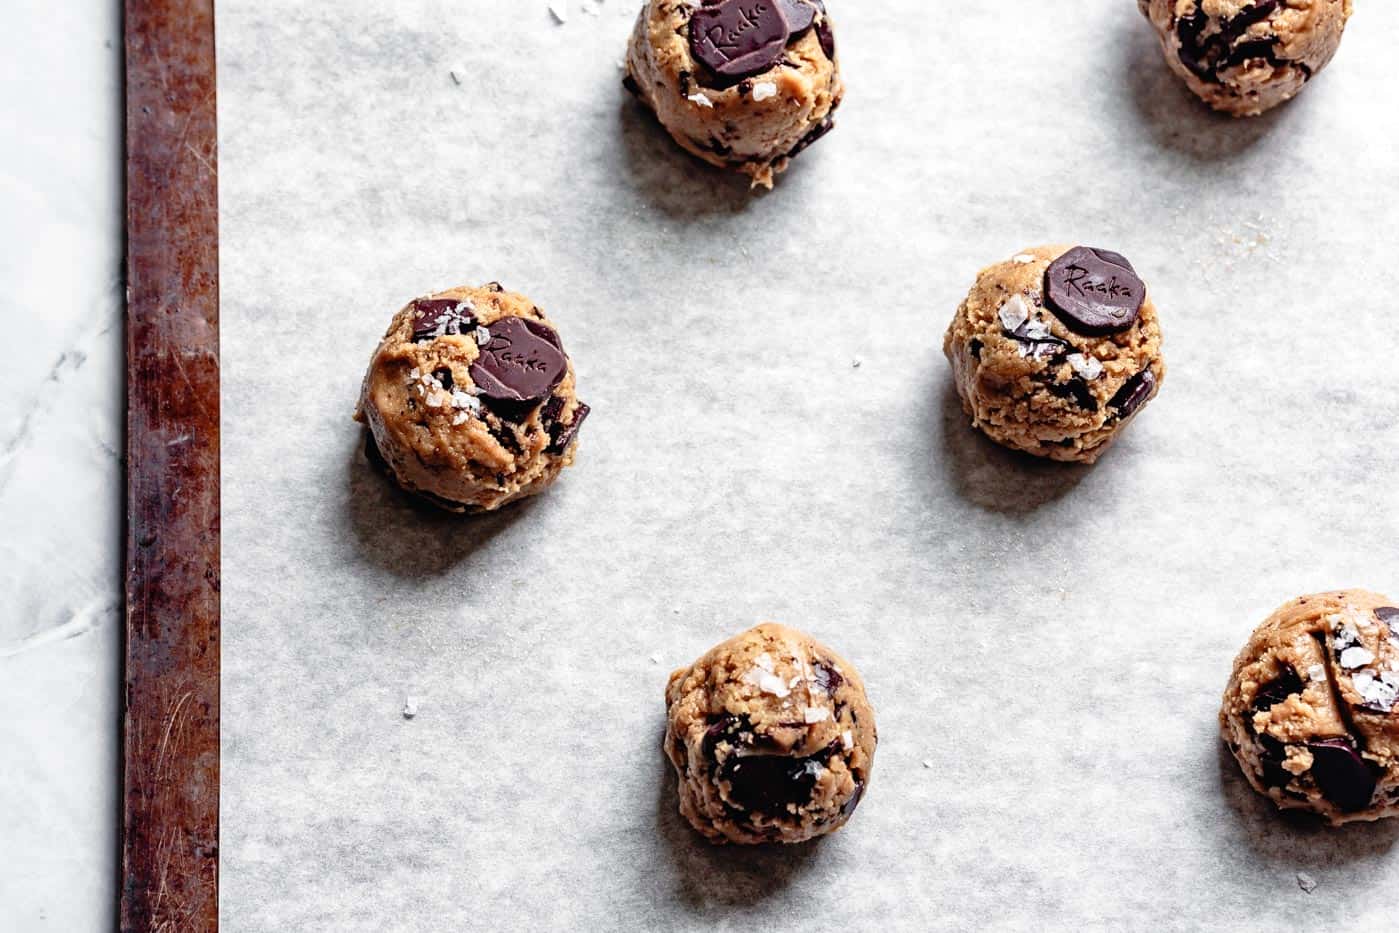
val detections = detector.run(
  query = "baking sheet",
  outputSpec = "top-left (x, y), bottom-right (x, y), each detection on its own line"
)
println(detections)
top-left (218, 1), bottom-right (1399, 928)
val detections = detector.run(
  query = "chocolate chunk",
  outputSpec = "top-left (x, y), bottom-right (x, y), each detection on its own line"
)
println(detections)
top-left (621, 73), bottom-right (641, 97)
top-left (540, 395), bottom-right (565, 426)
top-left (1376, 608), bottom-right (1399, 629)
top-left (814, 6), bottom-right (835, 59)
top-left (1175, 3), bottom-right (1287, 83)
top-left (1256, 734), bottom-right (1292, 789)
top-left (469, 316), bottom-right (568, 417)
top-left (840, 780), bottom-right (864, 818)
top-left (411, 298), bottom-right (477, 341)
top-left (813, 661), bottom-right (843, 694)
top-left (719, 753), bottom-right (822, 813)
top-left (546, 402), bottom-right (590, 454)
top-left (968, 338), bottom-right (983, 360)
top-left (1253, 666), bottom-right (1303, 711)
top-left (1108, 368), bottom-right (1156, 418)
top-left (1307, 739), bottom-right (1377, 813)
top-left (786, 117), bottom-right (834, 159)
top-left (776, 0), bottom-right (815, 32)
top-left (1044, 247), bottom-right (1145, 335)
top-left (689, 0), bottom-right (790, 81)
top-left (432, 367), bottom-right (454, 392)
top-left (1048, 378), bottom-right (1099, 412)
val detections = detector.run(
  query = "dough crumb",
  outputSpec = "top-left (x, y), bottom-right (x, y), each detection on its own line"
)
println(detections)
top-left (402, 696), bottom-right (418, 719)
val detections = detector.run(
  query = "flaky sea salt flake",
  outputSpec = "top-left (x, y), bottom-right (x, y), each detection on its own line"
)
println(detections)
top-left (998, 295), bottom-right (1030, 332)
top-left (1340, 646), bottom-right (1374, 669)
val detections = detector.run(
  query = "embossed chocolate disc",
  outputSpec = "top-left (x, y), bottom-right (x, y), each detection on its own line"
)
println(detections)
top-left (469, 316), bottom-right (567, 412)
top-left (690, 0), bottom-right (790, 80)
top-left (411, 298), bottom-right (477, 341)
top-left (1044, 246), bottom-right (1145, 336)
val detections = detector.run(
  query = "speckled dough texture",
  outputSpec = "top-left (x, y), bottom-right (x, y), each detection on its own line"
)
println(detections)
top-left (625, 0), bottom-right (842, 188)
top-left (1222, 590), bottom-right (1399, 825)
top-left (664, 623), bottom-right (876, 845)
top-left (942, 245), bottom-right (1166, 464)
top-left (354, 284), bottom-right (587, 512)
top-left (1138, 0), bottom-right (1352, 117)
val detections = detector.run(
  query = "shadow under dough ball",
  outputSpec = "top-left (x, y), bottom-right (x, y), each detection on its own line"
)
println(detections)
top-left (942, 245), bottom-right (1165, 464)
top-left (624, 0), bottom-right (842, 189)
top-left (1222, 590), bottom-right (1399, 825)
top-left (354, 284), bottom-right (590, 512)
top-left (1137, 0), bottom-right (1353, 117)
top-left (664, 623), bottom-right (877, 845)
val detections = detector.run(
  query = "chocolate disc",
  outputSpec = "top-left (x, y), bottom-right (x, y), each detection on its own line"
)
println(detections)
top-left (689, 0), bottom-right (790, 80)
top-left (469, 316), bottom-right (567, 414)
top-left (776, 0), bottom-right (815, 32)
top-left (411, 298), bottom-right (477, 341)
top-left (1043, 246), bottom-right (1145, 336)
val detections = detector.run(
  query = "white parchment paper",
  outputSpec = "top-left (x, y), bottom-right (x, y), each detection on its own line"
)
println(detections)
top-left (219, 1), bottom-right (1399, 928)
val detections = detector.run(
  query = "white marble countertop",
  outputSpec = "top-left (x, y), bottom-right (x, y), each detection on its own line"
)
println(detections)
top-left (0, 2), bottom-right (123, 930)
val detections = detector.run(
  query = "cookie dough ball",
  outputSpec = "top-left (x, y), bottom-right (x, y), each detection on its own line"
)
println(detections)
top-left (354, 284), bottom-right (590, 512)
top-left (625, 0), bottom-right (842, 189)
top-left (1138, 0), bottom-right (1352, 117)
top-left (942, 245), bottom-right (1166, 464)
top-left (1222, 591), bottom-right (1399, 825)
top-left (664, 623), bottom-right (876, 845)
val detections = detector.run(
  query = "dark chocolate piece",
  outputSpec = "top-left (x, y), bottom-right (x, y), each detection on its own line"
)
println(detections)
top-left (719, 753), bottom-right (822, 813)
top-left (1307, 739), bottom-right (1377, 813)
top-left (1043, 246), bottom-right (1145, 335)
top-left (468, 316), bottom-right (568, 416)
top-left (840, 779), bottom-right (864, 817)
top-left (776, 0), bottom-right (815, 33)
top-left (786, 117), bottom-right (834, 159)
top-left (1253, 666), bottom-right (1303, 711)
top-left (689, 0), bottom-right (790, 81)
top-left (1108, 368), bottom-right (1156, 418)
top-left (411, 298), bottom-right (477, 342)
top-left (546, 402), bottom-right (590, 454)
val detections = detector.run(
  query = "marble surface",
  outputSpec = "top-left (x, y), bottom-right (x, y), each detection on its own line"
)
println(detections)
top-left (0, 1), bottom-right (124, 930)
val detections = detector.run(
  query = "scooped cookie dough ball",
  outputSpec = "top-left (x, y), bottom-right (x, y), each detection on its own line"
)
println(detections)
top-left (1138, 0), bottom-right (1352, 117)
top-left (625, 0), bottom-right (842, 189)
top-left (1222, 591), bottom-right (1399, 825)
top-left (354, 284), bottom-right (590, 512)
top-left (664, 623), bottom-right (876, 845)
top-left (943, 246), bottom-right (1165, 464)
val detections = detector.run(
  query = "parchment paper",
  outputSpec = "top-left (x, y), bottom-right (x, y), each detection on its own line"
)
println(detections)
top-left (219, 1), bottom-right (1399, 928)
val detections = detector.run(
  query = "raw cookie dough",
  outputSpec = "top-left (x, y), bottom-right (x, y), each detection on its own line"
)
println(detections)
top-left (1138, 0), bottom-right (1352, 117)
top-left (625, 0), bottom-right (842, 189)
top-left (1222, 590), bottom-right (1399, 825)
top-left (664, 623), bottom-right (876, 844)
top-left (943, 245), bottom-right (1166, 464)
top-left (354, 283), bottom-right (589, 512)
